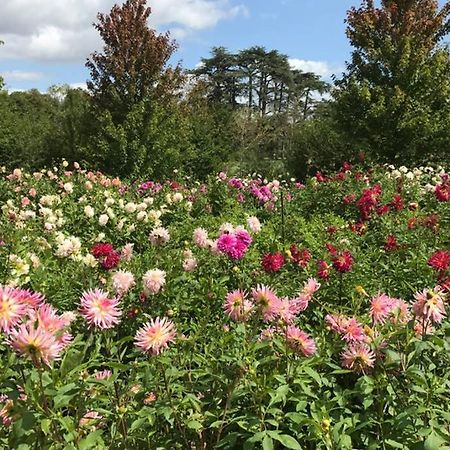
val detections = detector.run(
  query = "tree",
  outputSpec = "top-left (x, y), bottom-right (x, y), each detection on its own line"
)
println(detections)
top-left (334, 0), bottom-right (450, 163)
top-left (86, 0), bottom-right (177, 124)
top-left (0, 90), bottom-right (60, 169)
top-left (86, 0), bottom-right (186, 178)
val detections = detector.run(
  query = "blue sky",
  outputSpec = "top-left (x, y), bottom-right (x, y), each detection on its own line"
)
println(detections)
top-left (0, 0), bottom-right (444, 92)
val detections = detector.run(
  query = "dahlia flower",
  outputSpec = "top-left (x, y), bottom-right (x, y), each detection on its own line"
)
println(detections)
top-left (246, 216), bottom-right (261, 233)
top-left (149, 227), bottom-right (170, 246)
top-left (142, 269), bottom-right (166, 296)
top-left (101, 251), bottom-right (120, 270)
top-left (341, 318), bottom-right (367, 343)
top-left (112, 270), bottom-right (135, 296)
top-left (302, 278), bottom-right (321, 297)
top-left (251, 285), bottom-right (281, 322)
top-left (223, 290), bottom-right (253, 322)
top-left (182, 258), bottom-right (198, 272)
top-left (261, 252), bottom-right (285, 273)
top-left (413, 287), bottom-right (446, 323)
top-left (7, 321), bottom-right (62, 366)
top-left (325, 314), bottom-right (349, 334)
top-left (317, 260), bottom-right (331, 279)
top-left (17, 288), bottom-right (45, 308)
top-left (428, 250), bottom-right (450, 272)
top-left (341, 343), bottom-right (376, 373)
top-left (286, 326), bottom-right (316, 357)
top-left (0, 286), bottom-right (27, 333)
top-left (91, 243), bottom-right (114, 258)
top-left (193, 227), bottom-right (208, 248)
top-left (135, 317), bottom-right (176, 355)
top-left (370, 293), bottom-right (395, 325)
top-left (332, 251), bottom-right (353, 273)
top-left (94, 369), bottom-right (112, 380)
top-left (79, 289), bottom-right (121, 329)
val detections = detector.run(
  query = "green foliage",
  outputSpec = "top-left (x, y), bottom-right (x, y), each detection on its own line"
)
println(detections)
top-left (334, 0), bottom-right (450, 165)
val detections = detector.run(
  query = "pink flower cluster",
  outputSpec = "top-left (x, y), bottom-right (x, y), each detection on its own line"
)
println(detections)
top-left (326, 286), bottom-right (447, 374)
top-left (0, 286), bottom-right (74, 366)
top-left (223, 279), bottom-right (320, 357)
top-left (223, 279), bottom-right (320, 325)
top-left (217, 228), bottom-right (252, 260)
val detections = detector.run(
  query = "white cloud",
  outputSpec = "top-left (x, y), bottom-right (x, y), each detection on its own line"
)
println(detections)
top-left (0, 0), bottom-right (247, 63)
top-left (1, 70), bottom-right (44, 81)
top-left (288, 58), bottom-right (341, 78)
top-left (69, 82), bottom-right (88, 90)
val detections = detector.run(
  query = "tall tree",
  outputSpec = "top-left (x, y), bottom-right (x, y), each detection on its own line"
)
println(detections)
top-left (86, 0), bottom-right (184, 177)
top-left (334, 0), bottom-right (450, 163)
top-left (86, 0), bottom-right (176, 124)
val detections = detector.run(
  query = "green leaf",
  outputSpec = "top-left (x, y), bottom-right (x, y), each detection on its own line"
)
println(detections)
top-left (78, 430), bottom-right (104, 450)
top-left (187, 420), bottom-right (203, 431)
top-left (263, 436), bottom-right (274, 450)
top-left (425, 432), bottom-right (445, 450)
top-left (272, 434), bottom-right (302, 449)
top-left (41, 418), bottom-right (51, 435)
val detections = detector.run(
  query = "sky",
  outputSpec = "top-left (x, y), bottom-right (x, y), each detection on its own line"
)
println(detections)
top-left (0, 0), bottom-right (402, 92)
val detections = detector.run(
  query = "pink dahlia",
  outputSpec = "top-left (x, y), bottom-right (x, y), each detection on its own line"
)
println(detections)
top-left (413, 287), bottom-right (446, 323)
top-left (32, 303), bottom-right (73, 349)
top-left (290, 293), bottom-right (310, 313)
top-left (341, 343), bottom-right (376, 373)
top-left (276, 297), bottom-right (306, 323)
top-left (370, 293), bottom-right (394, 325)
top-left (389, 298), bottom-right (411, 325)
top-left (7, 321), bottom-right (62, 366)
top-left (341, 318), bottom-right (367, 343)
top-left (223, 290), bottom-right (253, 322)
top-left (217, 233), bottom-right (237, 254)
top-left (17, 288), bottom-right (45, 308)
top-left (246, 216), bottom-right (261, 234)
top-left (251, 285), bottom-right (281, 322)
top-left (286, 326), bottom-right (316, 357)
top-left (142, 269), bottom-right (166, 296)
top-left (193, 228), bottom-right (208, 248)
top-left (135, 317), bottom-right (177, 355)
top-left (112, 270), bottom-right (135, 296)
top-left (0, 286), bottom-right (28, 333)
top-left (302, 278), bottom-right (321, 297)
top-left (235, 229), bottom-right (252, 247)
top-left (79, 289), bottom-right (121, 329)
top-left (325, 314), bottom-right (349, 334)
top-left (94, 369), bottom-right (112, 380)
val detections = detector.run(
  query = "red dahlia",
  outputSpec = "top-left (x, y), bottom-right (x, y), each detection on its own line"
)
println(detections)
top-left (91, 243), bottom-right (114, 258)
top-left (428, 250), bottom-right (450, 272)
top-left (290, 245), bottom-right (311, 268)
top-left (435, 183), bottom-right (450, 202)
top-left (384, 235), bottom-right (398, 252)
top-left (317, 260), bottom-right (331, 279)
top-left (262, 252), bottom-right (285, 273)
top-left (332, 251), bottom-right (353, 273)
top-left (101, 251), bottom-right (121, 270)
